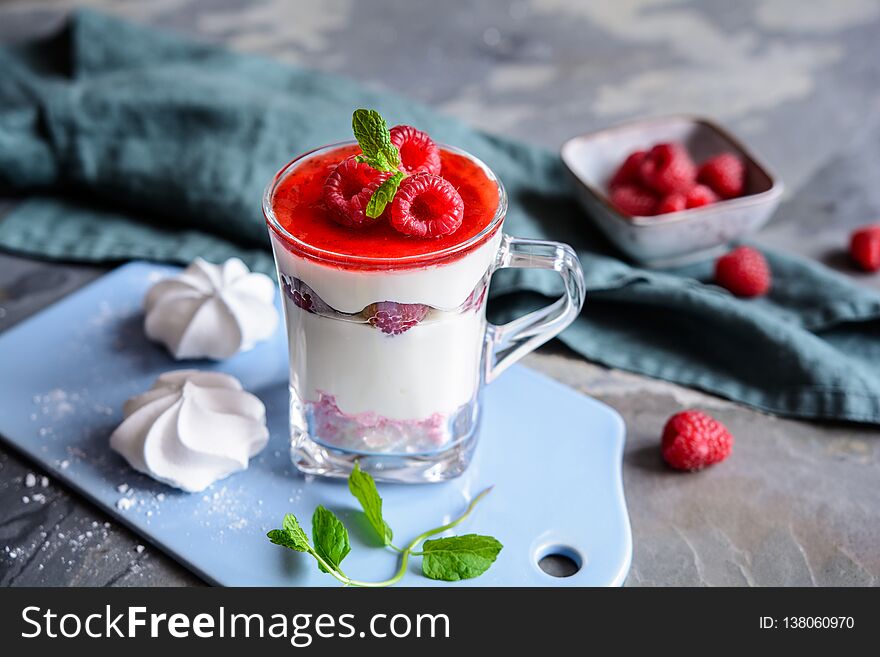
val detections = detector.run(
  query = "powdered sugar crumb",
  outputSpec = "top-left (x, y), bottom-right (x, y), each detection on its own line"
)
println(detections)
top-left (194, 484), bottom-right (260, 535)
top-left (33, 389), bottom-right (80, 419)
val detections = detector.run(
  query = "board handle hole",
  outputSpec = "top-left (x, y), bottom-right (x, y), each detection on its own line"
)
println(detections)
top-left (537, 545), bottom-right (583, 578)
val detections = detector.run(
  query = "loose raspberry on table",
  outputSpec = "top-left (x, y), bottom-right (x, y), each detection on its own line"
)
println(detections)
top-left (656, 192), bottom-right (687, 214)
top-left (698, 153), bottom-right (746, 199)
top-left (850, 224), bottom-right (880, 272)
top-left (609, 150), bottom-right (647, 188)
top-left (685, 183), bottom-right (718, 209)
top-left (322, 157), bottom-right (392, 227)
top-left (639, 143), bottom-right (696, 195)
top-left (714, 246), bottom-right (771, 297)
top-left (390, 173), bottom-right (464, 238)
top-left (390, 125), bottom-right (442, 176)
top-left (661, 410), bottom-right (733, 471)
top-left (364, 302), bottom-right (430, 335)
top-left (610, 184), bottom-right (657, 217)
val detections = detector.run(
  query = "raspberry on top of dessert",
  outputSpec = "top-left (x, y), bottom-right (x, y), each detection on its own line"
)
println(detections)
top-left (269, 110), bottom-right (501, 268)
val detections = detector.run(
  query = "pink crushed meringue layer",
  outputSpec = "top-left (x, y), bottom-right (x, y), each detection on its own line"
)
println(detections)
top-left (309, 392), bottom-right (450, 453)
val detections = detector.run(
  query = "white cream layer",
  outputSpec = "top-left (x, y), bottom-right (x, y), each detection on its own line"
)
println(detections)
top-left (271, 233), bottom-right (499, 420)
top-left (286, 309), bottom-right (485, 420)
top-left (270, 231), bottom-right (502, 313)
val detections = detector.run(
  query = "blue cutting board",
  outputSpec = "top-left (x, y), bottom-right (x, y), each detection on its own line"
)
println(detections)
top-left (0, 262), bottom-right (631, 586)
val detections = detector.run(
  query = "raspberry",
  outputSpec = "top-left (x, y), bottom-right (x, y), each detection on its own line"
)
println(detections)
top-left (391, 174), bottom-right (464, 238)
top-left (698, 153), bottom-right (745, 199)
top-left (280, 275), bottom-right (308, 311)
top-left (281, 275), bottom-right (328, 315)
top-left (462, 278), bottom-right (489, 312)
top-left (685, 183), bottom-right (718, 209)
top-left (390, 125), bottom-right (442, 176)
top-left (661, 410), bottom-right (733, 471)
top-left (639, 143), bottom-right (696, 195)
top-left (322, 157), bottom-right (391, 227)
top-left (656, 192), bottom-right (687, 214)
top-left (850, 224), bottom-right (880, 272)
top-left (293, 290), bottom-right (313, 311)
top-left (609, 150), bottom-right (647, 188)
top-left (715, 246), bottom-right (771, 297)
top-left (610, 184), bottom-right (657, 217)
top-left (364, 301), bottom-right (430, 335)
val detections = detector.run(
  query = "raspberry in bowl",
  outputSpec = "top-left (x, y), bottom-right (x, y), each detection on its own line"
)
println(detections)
top-left (561, 116), bottom-right (783, 267)
top-left (264, 110), bottom-right (586, 483)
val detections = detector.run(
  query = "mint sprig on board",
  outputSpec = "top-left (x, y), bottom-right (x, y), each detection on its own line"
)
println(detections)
top-left (267, 463), bottom-right (501, 586)
top-left (348, 461), bottom-right (394, 546)
top-left (351, 108), bottom-right (407, 218)
top-left (311, 505), bottom-right (351, 573)
top-left (420, 534), bottom-right (505, 581)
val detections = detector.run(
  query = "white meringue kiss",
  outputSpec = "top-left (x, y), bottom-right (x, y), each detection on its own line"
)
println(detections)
top-left (145, 258), bottom-right (279, 360)
top-left (110, 370), bottom-right (269, 492)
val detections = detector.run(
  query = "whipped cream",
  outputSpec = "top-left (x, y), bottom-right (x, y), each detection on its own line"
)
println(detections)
top-left (110, 370), bottom-right (269, 492)
top-left (289, 306), bottom-right (485, 419)
top-left (144, 258), bottom-right (279, 360)
top-left (271, 231), bottom-right (497, 422)
top-left (270, 232), bottom-right (502, 313)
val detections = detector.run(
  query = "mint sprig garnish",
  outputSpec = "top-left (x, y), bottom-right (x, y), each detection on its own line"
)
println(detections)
top-left (366, 170), bottom-right (406, 218)
top-left (352, 109), bottom-right (400, 171)
top-left (267, 467), bottom-right (500, 586)
top-left (351, 108), bottom-right (406, 219)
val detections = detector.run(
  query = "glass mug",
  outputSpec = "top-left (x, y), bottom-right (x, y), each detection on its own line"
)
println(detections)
top-left (264, 142), bottom-right (585, 483)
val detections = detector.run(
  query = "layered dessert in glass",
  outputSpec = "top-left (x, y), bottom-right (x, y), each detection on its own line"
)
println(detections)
top-left (265, 129), bottom-right (504, 478)
top-left (265, 111), bottom-right (584, 482)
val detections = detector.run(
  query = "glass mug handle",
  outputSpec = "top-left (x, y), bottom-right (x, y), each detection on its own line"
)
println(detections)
top-left (484, 234), bottom-right (586, 383)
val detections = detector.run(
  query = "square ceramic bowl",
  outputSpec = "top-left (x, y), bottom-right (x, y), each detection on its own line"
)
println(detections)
top-left (561, 115), bottom-right (783, 267)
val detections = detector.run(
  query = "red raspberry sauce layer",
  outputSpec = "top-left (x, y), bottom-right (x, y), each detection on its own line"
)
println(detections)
top-left (270, 144), bottom-right (500, 268)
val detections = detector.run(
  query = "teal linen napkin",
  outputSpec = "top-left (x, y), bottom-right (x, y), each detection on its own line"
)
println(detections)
top-left (2, 11), bottom-right (879, 423)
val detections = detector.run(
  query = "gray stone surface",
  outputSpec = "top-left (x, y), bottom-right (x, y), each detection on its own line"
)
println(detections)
top-left (0, 0), bottom-right (878, 587)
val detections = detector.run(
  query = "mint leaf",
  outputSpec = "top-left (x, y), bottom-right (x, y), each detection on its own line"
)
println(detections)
top-left (421, 534), bottom-right (503, 581)
top-left (352, 108), bottom-right (400, 171)
top-left (366, 171), bottom-right (406, 218)
top-left (351, 109), bottom-right (407, 220)
top-left (311, 506), bottom-right (351, 573)
top-left (267, 513), bottom-right (310, 552)
top-left (348, 462), bottom-right (393, 546)
top-left (283, 513), bottom-right (306, 536)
